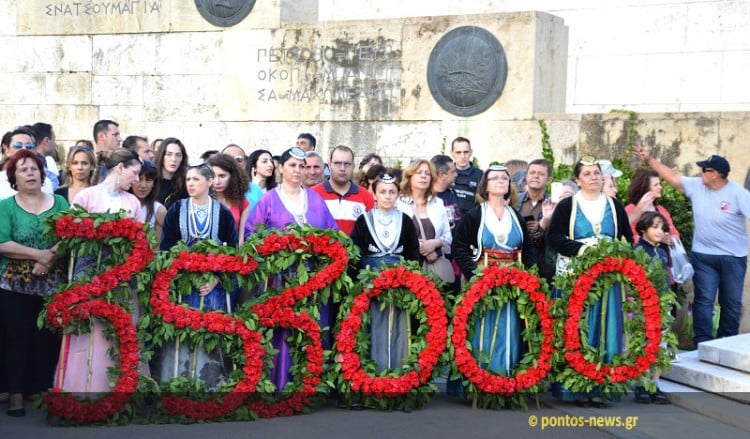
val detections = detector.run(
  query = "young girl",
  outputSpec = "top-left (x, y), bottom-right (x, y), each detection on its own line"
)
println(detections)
top-left (129, 160), bottom-right (167, 245)
top-left (633, 211), bottom-right (671, 405)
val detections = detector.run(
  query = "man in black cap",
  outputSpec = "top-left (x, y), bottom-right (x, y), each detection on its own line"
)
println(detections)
top-left (635, 145), bottom-right (750, 345)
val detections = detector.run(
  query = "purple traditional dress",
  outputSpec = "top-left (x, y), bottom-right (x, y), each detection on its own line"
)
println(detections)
top-left (244, 187), bottom-right (338, 392)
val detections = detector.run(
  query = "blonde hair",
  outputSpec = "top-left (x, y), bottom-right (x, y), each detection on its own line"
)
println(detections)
top-left (400, 159), bottom-right (437, 199)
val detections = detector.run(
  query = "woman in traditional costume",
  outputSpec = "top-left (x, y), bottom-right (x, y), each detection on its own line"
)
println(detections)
top-left (54, 148), bottom-right (146, 395)
top-left (153, 162), bottom-right (238, 389)
top-left (350, 173), bottom-right (419, 371)
top-left (244, 146), bottom-right (337, 392)
top-left (451, 164), bottom-right (535, 379)
top-left (546, 156), bottom-right (633, 407)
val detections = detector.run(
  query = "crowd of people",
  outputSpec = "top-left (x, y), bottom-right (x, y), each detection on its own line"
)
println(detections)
top-left (1, 119), bottom-right (749, 417)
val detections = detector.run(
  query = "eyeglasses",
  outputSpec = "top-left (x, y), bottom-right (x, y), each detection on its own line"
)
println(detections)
top-left (487, 164), bottom-right (507, 171)
top-left (234, 156), bottom-right (245, 163)
top-left (331, 161), bottom-right (353, 168)
top-left (11, 142), bottom-right (36, 149)
top-left (701, 168), bottom-right (716, 174)
top-left (579, 156), bottom-right (597, 166)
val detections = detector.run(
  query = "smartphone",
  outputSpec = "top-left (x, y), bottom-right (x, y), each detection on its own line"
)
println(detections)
top-left (550, 182), bottom-right (563, 203)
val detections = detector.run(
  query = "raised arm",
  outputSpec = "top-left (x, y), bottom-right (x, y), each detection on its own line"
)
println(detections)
top-left (633, 143), bottom-right (685, 193)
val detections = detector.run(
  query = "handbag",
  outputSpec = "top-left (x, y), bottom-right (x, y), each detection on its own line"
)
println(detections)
top-left (668, 236), bottom-right (694, 283)
top-left (412, 205), bottom-right (455, 283)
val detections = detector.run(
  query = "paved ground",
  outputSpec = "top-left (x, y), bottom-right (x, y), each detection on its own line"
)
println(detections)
top-left (1, 389), bottom-right (747, 439)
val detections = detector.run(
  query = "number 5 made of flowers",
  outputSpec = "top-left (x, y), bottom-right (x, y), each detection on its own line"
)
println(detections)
top-left (150, 250), bottom-right (266, 420)
top-left (43, 214), bottom-right (155, 423)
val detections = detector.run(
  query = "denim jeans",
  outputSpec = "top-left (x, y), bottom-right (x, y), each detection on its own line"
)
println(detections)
top-left (691, 252), bottom-right (747, 344)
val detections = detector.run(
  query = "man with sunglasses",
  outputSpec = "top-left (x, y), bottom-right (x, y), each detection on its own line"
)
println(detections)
top-left (635, 144), bottom-right (750, 346)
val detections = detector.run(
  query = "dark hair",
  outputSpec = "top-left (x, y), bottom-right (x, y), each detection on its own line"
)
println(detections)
top-left (475, 166), bottom-right (517, 206)
top-left (1, 131), bottom-right (11, 148)
top-left (200, 150), bottom-right (219, 161)
top-left (154, 137), bottom-right (188, 201)
top-left (297, 132), bottom-right (316, 148)
top-left (104, 148), bottom-right (141, 171)
top-left (430, 154), bottom-right (454, 174)
top-left (248, 149), bottom-right (277, 190)
top-left (75, 139), bottom-right (94, 149)
top-left (206, 153), bottom-right (249, 206)
top-left (627, 168), bottom-right (661, 206)
top-left (358, 153), bottom-right (383, 170)
top-left (6, 149), bottom-right (46, 191)
top-left (9, 126), bottom-right (37, 143)
top-left (30, 122), bottom-right (53, 142)
top-left (573, 158), bottom-right (601, 179)
top-left (450, 136), bottom-right (471, 151)
top-left (92, 119), bottom-right (118, 142)
top-left (131, 160), bottom-right (159, 224)
top-left (387, 167), bottom-right (403, 185)
top-left (527, 158), bottom-right (552, 176)
top-left (357, 164), bottom-right (387, 189)
top-left (329, 145), bottom-right (354, 163)
top-left (371, 172), bottom-right (400, 194)
top-left (635, 211), bottom-right (670, 236)
top-left (122, 135), bottom-right (147, 151)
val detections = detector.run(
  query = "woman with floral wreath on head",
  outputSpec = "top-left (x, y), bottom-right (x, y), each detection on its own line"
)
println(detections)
top-left (546, 156), bottom-right (633, 407)
top-left (451, 164), bottom-right (535, 390)
top-left (350, 173), bottom-right (420, 372)
top-left (244, 147), bottom-right (337, 393)
top-left (152, 162), bottom-right (238, 389)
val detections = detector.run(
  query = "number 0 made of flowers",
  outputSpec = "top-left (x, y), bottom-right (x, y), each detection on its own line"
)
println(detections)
top-left (562, 257), bottom-right (662, 384)
top-left (451, 265), bottom-right (554, 396)
top-left (44, 216), bottom-right (154, 423)
top-left (335, 266), bottom-right (448, 399)
top-left (150, 251), bottom-right (265, 420)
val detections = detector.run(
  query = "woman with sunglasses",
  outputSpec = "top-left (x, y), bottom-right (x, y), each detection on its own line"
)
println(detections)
top-left (246, 149), bottom-right (277, 211)
top-left (206, 154), bottom-right (250, 241)
top-left (129, 160), bottom-right (167, 245)
top-left (0, 127), bottom-right (38, 200)
top-left (153, 163), bottom-right (238, 389)
top-left (451, 164), bottom-right (535, 395)
top-left (244, 147), bottom-right (337, 393)
top-left (54, 148), bottom-right (149, 395)
top-left (154, 137), bottom-right (188, 209)
top-left (55, 146), bottom-right (97, 203)
top-left (547, 156), bottom-right (632, 407)
top-left (0, 150), bottom-right (68, 416)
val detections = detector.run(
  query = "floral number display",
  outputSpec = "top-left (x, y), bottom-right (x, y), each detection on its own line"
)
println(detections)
top-left (245, 230), bottom-right (351, 417)
top-left (561, 257), bottom-right (663, 385)
top-left (150, 251), bottom-right (265, 420)
top-left (43, 213), bottom-right (154, 422)
top-left (451, 264), bottom-right (555, 409)
top-left (335, 265), bottom-right (448, 410)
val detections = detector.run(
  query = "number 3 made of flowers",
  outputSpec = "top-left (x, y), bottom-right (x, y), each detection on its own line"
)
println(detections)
top-left (44, 216), bottom-right (154, 423)
top-left (246, 232), bottom-right (349, 417)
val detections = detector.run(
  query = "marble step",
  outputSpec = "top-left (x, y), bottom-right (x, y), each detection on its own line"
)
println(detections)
top-left (663, 350), bottom-right (750, 404)
top-left (698, 334), bottom-right (750, 373)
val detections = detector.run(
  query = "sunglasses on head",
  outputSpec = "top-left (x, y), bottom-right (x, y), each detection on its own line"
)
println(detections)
top-left (487, 164), bottom-right (507, 172)
top-left (12, 141), bottom-right (36, 149)
top-left (234, 156), bottom-right (245, 163)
